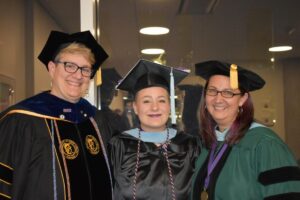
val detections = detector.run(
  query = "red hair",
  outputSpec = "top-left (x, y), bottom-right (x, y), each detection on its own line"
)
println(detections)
top-left (199, 84), bottom-right (254, 148)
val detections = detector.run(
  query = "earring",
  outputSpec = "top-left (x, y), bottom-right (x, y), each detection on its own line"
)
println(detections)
top-left (238, 106), bottom-right (243, 114)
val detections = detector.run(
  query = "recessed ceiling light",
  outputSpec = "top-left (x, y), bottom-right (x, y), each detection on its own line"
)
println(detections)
top-left (268, 46), bottom-right (293, 52)
top-left (140, 27), bottom-right (169, 35)
top-left (141, 48), bottom-right (165, 55)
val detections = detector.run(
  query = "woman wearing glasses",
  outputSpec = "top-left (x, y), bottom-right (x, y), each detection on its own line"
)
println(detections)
top-left (0, 31), bottom-right (113, 199)
top-left (190, 60), bottom-right (300, 200)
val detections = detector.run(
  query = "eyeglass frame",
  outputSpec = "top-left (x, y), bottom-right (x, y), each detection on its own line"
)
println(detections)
top-left (54, 61), bottom-right (93, 77)
top-left (205, 88), bottom-right (242, 98)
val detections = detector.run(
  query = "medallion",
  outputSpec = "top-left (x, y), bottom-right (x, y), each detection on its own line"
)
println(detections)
top-left (85, 135), bottom-right (100, 155)
top-left (202, 142), bottom-right (228, 200)
top-left (61, 139), bottom-right (79, 160)
top-left (200, 190), bottom-right (208, 200)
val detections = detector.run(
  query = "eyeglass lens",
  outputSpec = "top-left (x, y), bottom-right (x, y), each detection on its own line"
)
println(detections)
top-left (57, 61), bottom-right (93, 77)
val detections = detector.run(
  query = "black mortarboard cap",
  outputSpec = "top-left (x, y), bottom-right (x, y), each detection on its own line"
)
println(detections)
top-left (117, 59), bottom-right (189, 125)
top-left (117, 59), bottom-right (188, 94)
top-left (38, 30), bottom-right (108, 78)
top-left (195, 60), bottom-right (265, 91)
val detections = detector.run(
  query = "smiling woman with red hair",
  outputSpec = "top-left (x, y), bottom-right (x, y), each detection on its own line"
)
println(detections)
top-left (191, 60), bottom-right (300, 200)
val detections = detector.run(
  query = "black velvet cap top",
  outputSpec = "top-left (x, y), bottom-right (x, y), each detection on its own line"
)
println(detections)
top-left (195, 60), bottom-right (265, 91)
top-left (38, 30), bottom-right (108, 78)
top-left (116, 59), bottom-right (189, 95)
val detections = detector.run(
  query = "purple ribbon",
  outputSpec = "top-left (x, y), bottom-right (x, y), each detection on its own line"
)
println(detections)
top-left (204, 142), bottom-right (228, 189)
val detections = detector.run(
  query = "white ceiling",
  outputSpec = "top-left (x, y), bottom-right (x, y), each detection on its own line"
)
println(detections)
top-left (37, 0), bottom-right (300, 76)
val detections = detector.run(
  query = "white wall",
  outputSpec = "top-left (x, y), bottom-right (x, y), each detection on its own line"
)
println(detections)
top-left (33, 1), bottom-right (63, 94)
top-left (0, 0), bottom-right (63, 102)
top-left (0, 0), bottom-right (26, 102)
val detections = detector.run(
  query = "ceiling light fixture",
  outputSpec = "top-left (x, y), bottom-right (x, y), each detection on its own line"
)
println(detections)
top-left (141, 48), bottom-right (165, 55)
top-left (140, 27), bottom-right (169, 35)
top-left (268, 46), bottom-right (293, 52)
top-left (269, 21), bottom-right (294, 53)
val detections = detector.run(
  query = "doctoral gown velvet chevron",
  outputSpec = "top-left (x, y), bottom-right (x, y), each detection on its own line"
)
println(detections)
top-left (0, 92), bottom-right (113, 200)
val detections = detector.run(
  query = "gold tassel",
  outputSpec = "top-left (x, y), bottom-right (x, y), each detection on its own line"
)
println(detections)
top-left (230, 64), bottom-right (238, 89)
top-left (96, 68), bottom-right (102, 86)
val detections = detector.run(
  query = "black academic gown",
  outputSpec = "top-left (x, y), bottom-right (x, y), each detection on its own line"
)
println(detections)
top-left (109, 130), bottom-right (200, 200)
top-left (0, 92), bottom-right (113, 200)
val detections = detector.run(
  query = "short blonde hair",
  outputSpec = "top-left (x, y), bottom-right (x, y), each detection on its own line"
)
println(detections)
top-left (54, 42), bottom-right (95, 66)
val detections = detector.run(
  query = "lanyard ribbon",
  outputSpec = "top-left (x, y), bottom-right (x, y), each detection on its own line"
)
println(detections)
top-left (204, 142), bottom-right (228, 189)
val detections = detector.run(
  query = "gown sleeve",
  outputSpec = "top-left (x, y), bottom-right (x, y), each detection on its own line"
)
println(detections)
top-left (253, 127), bottom-right (300, 199)
top-left (0, 112), bottom-right (35, 199)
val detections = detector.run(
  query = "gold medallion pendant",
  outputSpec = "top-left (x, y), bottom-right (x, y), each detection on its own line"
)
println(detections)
top-left (200, 190), bottom-right (208, 200)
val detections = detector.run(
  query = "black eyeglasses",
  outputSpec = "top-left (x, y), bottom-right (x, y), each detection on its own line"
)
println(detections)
top-left (205, 88), bottom-right (241, 98)
top-left (55, 61), bottom-right (93, 77)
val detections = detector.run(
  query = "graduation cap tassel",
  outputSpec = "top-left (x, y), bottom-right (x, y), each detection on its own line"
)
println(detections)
top-left (96, 68), bottom-right (102, 86)
top-left (230, 64), bottom-right (239, 89)
top-left (96, 68), bottom-right (102, 110)
top-left (170, 68), bottom-right (176, 124)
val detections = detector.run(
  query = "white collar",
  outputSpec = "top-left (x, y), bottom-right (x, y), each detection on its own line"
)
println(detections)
top-left (215, 127), bottom-right (229, 141)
